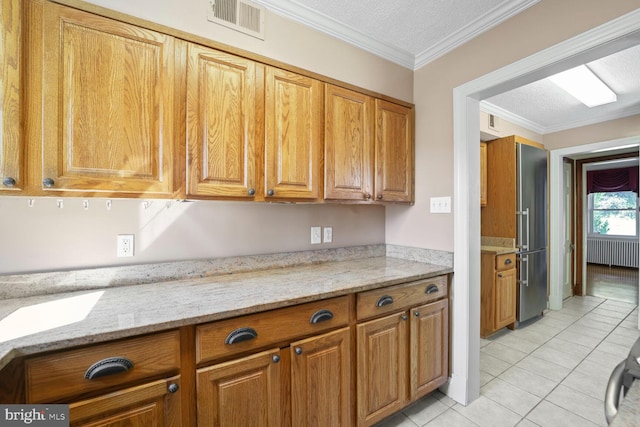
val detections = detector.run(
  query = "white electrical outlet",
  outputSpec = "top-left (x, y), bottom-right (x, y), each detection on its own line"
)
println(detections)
top-left (311, 226), bottom-right (322, 244)
top-left (117, 234), bottom-right (134, 257)
top-left (323, 227), bottom-right (333, 243)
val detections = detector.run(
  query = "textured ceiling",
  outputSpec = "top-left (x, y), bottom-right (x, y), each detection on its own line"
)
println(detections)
top-left (254, 0), bottom-right (640, 134)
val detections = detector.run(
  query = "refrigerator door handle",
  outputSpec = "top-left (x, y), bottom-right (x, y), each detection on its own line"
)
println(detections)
top-left (518, 254), bottom-right (529, 287)
top-left (516, 208), bottom-right (529, 251)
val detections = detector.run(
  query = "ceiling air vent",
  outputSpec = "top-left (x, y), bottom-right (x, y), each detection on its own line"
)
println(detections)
top-left (208, 0), bottom-right (265, 40)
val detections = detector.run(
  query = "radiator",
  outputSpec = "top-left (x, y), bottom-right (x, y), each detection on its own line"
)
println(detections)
top-left (587, 238), bottom-right (639, 268)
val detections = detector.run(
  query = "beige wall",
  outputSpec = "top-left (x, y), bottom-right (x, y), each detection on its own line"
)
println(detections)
top-left (0, 0), bottom-right (413, 275)
top-left (387, 0), bottom-right (640, 252)
top-left (544, 115), bottom-right (640, 150)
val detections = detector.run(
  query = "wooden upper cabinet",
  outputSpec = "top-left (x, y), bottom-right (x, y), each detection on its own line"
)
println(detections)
top-left (186, 44), bottom-right (262, 199)
top-left (0, 0), bottom-right (23, 193)
top-left (265, 67), bottom-right (323, 201)
top-left (324, 84), bottom-right (373, 201)
top-left (374, 99), bottom-right (413, 203)
top-left (38, 2), bottom-right (176, 195)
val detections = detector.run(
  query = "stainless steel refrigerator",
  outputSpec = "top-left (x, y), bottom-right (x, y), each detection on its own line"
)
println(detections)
top-left (516, 143), bottom-right (548, 323)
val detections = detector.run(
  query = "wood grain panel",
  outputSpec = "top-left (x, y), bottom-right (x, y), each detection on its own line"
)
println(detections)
top-left (480, 142), bottom-right (487, 206)
top-left (495, 253), bottom-right (516, 271)
top-left (196, 296), bottom-right (349, 364)
top-left (482, 136), bottom-right (517, 238)
top-left (40, 2), bottom-right (176, 195)
top-left (196, 348), bottom-right (282, 427)
top-left (0, 0), bottom-right (23, 193)
top-left (25, 330), bottom-right (181, 403)
top-left (290, 327), bottom-right (351, 427)
top-left (324, 84), bottom-right (373, 201)
top-left (186, 44), bottom-right (260, 198)
top-left (374, 99), bottom-right (413, 203)
top-left (480, 252), bottom-right (496, 338)
top-left (410, 299), bottom-right (448, 400)
top-left (265, 67), bottom-right (323, 200)
top-left (356, 275), bottom-right (447, 321)
top-left (69, 376), bottom-right (181, 427)
top-left (356, 312), bottom-right (407, 426)
top-left (495, 268), bottom-right (517, 330)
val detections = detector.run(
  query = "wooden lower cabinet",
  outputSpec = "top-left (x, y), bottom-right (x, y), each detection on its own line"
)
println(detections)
top-left (410, 299), bottom-right (449, 401)
top-left (356, 312), bottom-right (408, 426)
top-left (196, 348), bottom-right (283, 426)
top-left (196, 327), bottom-right (351, 427)
top-left (356, 298), bottom-right (448, 427)
top-left (69, 376), bottom-right (182, 427)
top-left (481, 252), bottom-right (517, 337)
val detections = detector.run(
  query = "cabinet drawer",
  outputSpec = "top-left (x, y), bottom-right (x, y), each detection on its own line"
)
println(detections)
top-left (196, 296), bottom-right (350, 364)
top-left (357, 275), bottom-right (447, 321)
top-left (25, 330), bottom-right (181, 403)
top-left (495, 253), bottom-right (516, 271)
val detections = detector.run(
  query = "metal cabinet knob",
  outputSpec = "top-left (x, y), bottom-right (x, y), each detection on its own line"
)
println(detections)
top-left (248, 188), bottom-right (255, 196)
top-left (401, 315), bottom-right (408, 321)
top-left (272, 355), bottom-right (280, 363)
top-left (2, 177), bottom-right (15, 187)
top-left (376, 194), bottom-right (383, 200)
top-left (267, 189), bottom-right (275, 197)
top-left (414, 311), bottom-right (420, 317)
top-left (363, 193), bottom-right (372, 200)
top-left (294, 347), bottom-right (303, 355)
top-left (43, 178), bottom-right (55, 188)
top-left (168, 383), bottom-right (179, 394)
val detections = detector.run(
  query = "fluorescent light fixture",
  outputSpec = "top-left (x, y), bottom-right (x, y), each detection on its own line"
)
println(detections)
top-left (548, 65), bottom-right (617, 107)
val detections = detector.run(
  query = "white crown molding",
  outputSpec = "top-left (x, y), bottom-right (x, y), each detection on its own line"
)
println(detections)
top-left (481, 101), bottom-right (640, 135)
top-left (250, 0), bottom-right (415, 68)
top-left (414, 0), bottom-right (541, 69)
top-left (480, 101), bottom-right (546, 134)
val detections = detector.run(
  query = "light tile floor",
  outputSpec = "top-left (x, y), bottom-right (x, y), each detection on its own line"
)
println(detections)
top-left (375, 296), bottom-right (639, 427)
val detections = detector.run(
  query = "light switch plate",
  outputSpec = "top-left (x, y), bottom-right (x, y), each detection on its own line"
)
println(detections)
top-left (323, 227), bottom-right (332, 243)
top-left (430, 197), bottom-right (451, 213)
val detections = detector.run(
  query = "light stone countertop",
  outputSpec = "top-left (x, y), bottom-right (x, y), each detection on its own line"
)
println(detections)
top-left (0, 256), bottom-right (452, 371)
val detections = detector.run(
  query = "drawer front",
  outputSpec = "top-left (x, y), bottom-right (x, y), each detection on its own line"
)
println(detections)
top-left (196, 296), bottom-right (349, 364)
top-left (357, 275), bottom-right (447, 321)
top-left (495, 253), bottom-right (516, 271)
top-left (26, 330), bottom-right (181, 403)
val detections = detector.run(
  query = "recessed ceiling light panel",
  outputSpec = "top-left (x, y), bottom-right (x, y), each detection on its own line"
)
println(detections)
top-left (547, 65), bottom-right (617, 108)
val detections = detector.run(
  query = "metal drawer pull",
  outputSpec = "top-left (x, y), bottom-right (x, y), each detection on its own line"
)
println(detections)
top-left (310, 309), bottom-right (334, 324)
top-left (225, 327), bottom-right (258, 345)
top-left (376, 295), bottom-right (394, 307)
top-left (505, 258), bottom-right (512, 265)
top-left (84, 357), bottom-right (134, 380)
top-left (425, 285), bottom-right (439, 294)
top-left (168, 383), bottom-right (179, 393)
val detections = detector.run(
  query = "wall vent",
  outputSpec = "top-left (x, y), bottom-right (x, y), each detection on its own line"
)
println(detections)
top-left (208, 0), bottom-right (265, 40)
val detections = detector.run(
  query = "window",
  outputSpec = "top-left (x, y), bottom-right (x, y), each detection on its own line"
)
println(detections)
top-left (588, 191), bottom-right (638, 237)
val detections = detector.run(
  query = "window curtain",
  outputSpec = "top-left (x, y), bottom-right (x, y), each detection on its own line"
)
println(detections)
top-left (587, 166), bottom-right (639, 194)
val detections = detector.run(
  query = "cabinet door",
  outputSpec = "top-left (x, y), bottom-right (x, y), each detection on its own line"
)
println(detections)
top-left (40, 2), bottom-right (176, 195)
top-left (374, 99), bottom-right (413, 203)
top-left (0, 0), bottom-right (23, 193)
top-left (187, 44), bottom-right (261, 199)
top-left (410, 299), bottom-right (448, 401)
top-left (290, 327), bottom-right (351, 427)
top-left (356, 312), bottom-right (408, 427)
top-left (265, 67), bottom-right (323, 200)
top-left (196, 348), bottom-right (282, 427)
top-left (324, 84), bottom-right (373, 201)
top-left (69, 376), bottom-right (181, 427)
top-left (495, 268), bottom-right (517, 330)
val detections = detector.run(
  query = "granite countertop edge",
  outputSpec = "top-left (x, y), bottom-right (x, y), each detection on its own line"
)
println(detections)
top-left (0, 256), bottom-right (452, 371)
